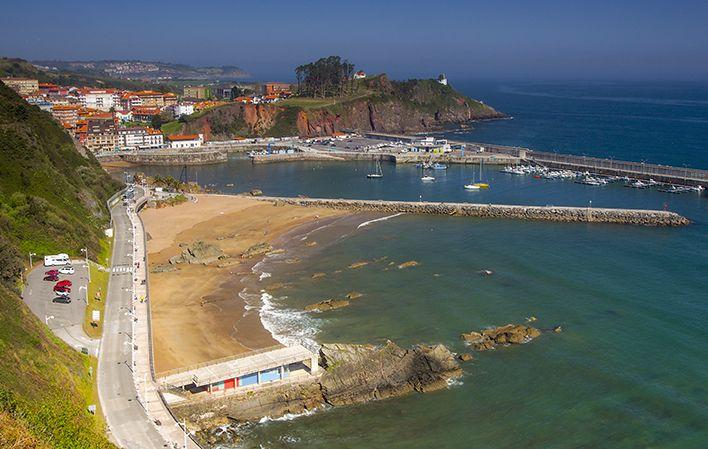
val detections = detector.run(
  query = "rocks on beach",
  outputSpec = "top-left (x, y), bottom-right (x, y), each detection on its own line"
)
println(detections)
top-left (169, 241), bottom-right (226, 266)
top-left (461, 324), bottom-right (542, 351)
top-left (240, 242), bottom-right (273, 258)
top-left (348, 261), bottom-right (369, 269)
top-left (397, 260), bottom-right (420, 269)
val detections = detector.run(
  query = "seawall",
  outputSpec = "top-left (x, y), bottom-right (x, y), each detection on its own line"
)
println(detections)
top-left (251, 150), bottom-right (520, 165)
top-left (255, 196), bottom-right (690, 226)
top-left (97, 149), bottom-right (227, 166)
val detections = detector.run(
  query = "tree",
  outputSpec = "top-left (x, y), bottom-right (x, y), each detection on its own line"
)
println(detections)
top-left (294, 56), bottom-right (355, 98)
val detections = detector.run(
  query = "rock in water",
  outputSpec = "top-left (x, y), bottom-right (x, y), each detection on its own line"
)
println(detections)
top-left (345, 291), bottom-right (363, 300)
top-left (311, 272), bottom-right (327, 279)
top-left (348, 261), bottom-right (369, 269)
top-left (249, 189), bottom-right (263, 196)
top-left (304, 299), bottom-right (350, 312)
top-left (397, 260), bottom-right (420, 269)
top-left (319, 342), bottom-right (462, 405)
top-left (461, 324), bottom-right (541, 351)
top-left (457, 353), bottom-right (474, 362)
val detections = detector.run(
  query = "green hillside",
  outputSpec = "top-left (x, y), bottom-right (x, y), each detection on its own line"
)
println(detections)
top-left (0, 83), bottom-right (119, 447)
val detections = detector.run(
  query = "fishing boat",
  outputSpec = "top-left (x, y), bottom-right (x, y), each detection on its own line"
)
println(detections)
top-left (367, 160), bottom-right (383, 179)
top-left (421, 175), bottom-right (435, 182)
top-left (464, 183), bottom-right (480, 190)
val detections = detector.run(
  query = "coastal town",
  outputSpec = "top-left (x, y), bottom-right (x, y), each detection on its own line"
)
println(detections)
top-left (0, 75), bottom-right (300, 152)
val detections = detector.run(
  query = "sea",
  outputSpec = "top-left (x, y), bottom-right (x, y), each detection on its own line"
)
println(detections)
top-left (128, 81), bottom-right (708, 449)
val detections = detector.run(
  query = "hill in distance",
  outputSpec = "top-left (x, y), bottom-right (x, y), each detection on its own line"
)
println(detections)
top-left (33, 59), bottom-right (250, 82)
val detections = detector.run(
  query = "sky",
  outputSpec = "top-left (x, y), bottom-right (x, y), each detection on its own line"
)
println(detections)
top-left (1, 0), bottom-right (707, 81)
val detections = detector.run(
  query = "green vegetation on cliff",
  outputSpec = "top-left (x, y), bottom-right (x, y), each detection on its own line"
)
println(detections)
top-left (0, 83), bottom-right (119, 447)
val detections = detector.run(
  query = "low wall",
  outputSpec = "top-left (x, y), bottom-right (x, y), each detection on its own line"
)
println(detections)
top-left (251, 151), bottom-right (519, 165)
top-left (257, 197), bottom-right (690, 226)
top-left (98, 150), bottom-right (227, 166)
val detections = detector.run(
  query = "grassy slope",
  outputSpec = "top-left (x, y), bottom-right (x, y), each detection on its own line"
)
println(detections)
top-left (0, 83), bottom-right (119, 447)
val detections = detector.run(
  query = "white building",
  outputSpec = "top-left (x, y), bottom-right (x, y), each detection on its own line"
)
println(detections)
top-left (168, 133), bottom-right (203, 149)
top-left (79, 89), bottom-right (118, 111)
top-left (118, 127), bottom-right (164, 150)
top-left (353, 70), bottom-right (367, 79)
top-left (115, 110), bottom-right (133, 122)
top-left (173, 103), bottom-right (194, 117)
top-left (437, 74), bottom-right (448, 86)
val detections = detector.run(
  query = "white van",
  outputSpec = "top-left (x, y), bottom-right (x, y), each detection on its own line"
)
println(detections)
top-left (44, 254), bottom-right (70, 267)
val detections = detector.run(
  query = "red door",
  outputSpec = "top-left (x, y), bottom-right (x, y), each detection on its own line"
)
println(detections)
top-left (224, 378), bottom-right (236, 390)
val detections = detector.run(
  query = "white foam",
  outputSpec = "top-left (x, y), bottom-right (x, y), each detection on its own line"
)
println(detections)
top-left (259, 291), bottom-right (320, 352)
top-left (258, 406), bottom-right (321, 424)
top-left (259, 271), bottom-right (271, 281)
top-left (447, 377), bottom-right (464, 388)
top-left (357, 213), bottom-right (404, 229)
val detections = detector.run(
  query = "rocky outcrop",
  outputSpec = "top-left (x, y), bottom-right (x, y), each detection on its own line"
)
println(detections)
top-left (171, 341), bottom-right (461, 437)
top-left (169, 241), bottom-right (226, 265)
top-left (257, 196), bottom-right (690, 227)
top-left (398, 260), bottom-right (419, 269)
top-left (183, 75), bottom-right (504, 139)
top-left (461, 324), bottom-right (541, 351)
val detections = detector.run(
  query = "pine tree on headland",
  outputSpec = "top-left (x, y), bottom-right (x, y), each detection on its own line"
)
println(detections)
top-left (295, 56), bottom-right (355, 98)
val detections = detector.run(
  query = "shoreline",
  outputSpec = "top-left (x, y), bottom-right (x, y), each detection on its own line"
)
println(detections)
top-left (141, 194), bottom-right (352, 374)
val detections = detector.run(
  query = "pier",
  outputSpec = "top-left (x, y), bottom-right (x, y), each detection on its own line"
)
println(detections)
top-left (257, 196), bottom-right (690, 226)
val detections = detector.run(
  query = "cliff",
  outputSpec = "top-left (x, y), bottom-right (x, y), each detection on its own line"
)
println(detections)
top-left (180, 74), bottom-right (503, 139)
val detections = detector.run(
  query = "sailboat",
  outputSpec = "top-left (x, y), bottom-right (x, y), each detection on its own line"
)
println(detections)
top-left (420, 163), bottom-right (435, 182)
top-left (367, 160), bottom-right (383, 179)
top-left (465, 159), bottom-right (489, 189)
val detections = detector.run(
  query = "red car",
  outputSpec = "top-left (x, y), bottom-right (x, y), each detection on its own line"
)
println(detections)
top-left (53, 285), bottom-right (71, 293)
top-left (55, 280), bottom-right (72, 288)
top-left (45, 269), bottom-right (59, 276)
top-left (44, 274), bottom-right (59, 282)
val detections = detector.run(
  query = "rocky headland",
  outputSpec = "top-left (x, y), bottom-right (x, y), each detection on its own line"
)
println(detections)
top-left (461, 324), bottom-right (542, 351)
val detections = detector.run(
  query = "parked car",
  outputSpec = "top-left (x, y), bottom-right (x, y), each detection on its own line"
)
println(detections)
top-left (55, 280), bottom-right (72, 288)
top-left (45, 269), bottom-right (59, 276)
top-left (44, 275), bottom-right (59, 282)
top-left (52, 296), bottom-right (71, 303)
top-left (53, 285), bottom-right (71, 293)
top-left (55, 290), bottom-right (70, 298)
top-left (58, 266), bottom-right (75, 275)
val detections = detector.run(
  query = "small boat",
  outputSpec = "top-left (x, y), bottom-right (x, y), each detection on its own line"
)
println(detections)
top-left (421, 175), bottom-right (435, 182)
top-left (225, 183), bottom-right (235, 187)
top-left (473, 183), bottom-right (489, 189)
top-left (431, 163), bottom-right (448, 170)
top-left (464, 183), bottom-right (480, 190)
top-left (626, 180), bottom-right (649, 189)
top-left (367, 160), bottom-right (383, 179)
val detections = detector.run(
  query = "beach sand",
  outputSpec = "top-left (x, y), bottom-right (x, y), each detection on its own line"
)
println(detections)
top-left (141, 194), bottom-right (346, 374)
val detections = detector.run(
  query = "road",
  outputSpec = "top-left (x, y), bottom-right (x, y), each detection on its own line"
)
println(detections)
top-left (97, 187), bottom-right (169, 449)
top-left (22, 260), bottom-right (100, 355)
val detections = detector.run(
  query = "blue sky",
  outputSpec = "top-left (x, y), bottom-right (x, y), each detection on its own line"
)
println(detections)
top-left (1, 0), bottom-right (706, 81)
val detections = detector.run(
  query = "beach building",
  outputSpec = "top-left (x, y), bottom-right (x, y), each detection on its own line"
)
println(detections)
top-left (184, 85), bottom-right (212, 99)
top-left (1, 77), bottom-right (39, 95)
top-left (168, 133), bottom-right (204, 149)
top-left (263, 82), bottom-right (291, 96)
top-left (157, 344), bottom-right (319, 398)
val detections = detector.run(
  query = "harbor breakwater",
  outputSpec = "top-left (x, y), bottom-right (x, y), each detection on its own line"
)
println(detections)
top-left (255, 196), bottom-right (690, 226)
top-left (250, 150), bottom-right (520, 165)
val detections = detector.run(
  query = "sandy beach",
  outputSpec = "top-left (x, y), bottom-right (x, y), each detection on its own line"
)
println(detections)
top-left (141, 194), bottom-right (347, 374)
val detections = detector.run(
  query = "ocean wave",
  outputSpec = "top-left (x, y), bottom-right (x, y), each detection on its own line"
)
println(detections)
top-left (258, 406), bottom-right (323, 424)
top-left (447, 378), bottom-right (464, 388)
top-left (259, 271), bottom-right (271, 281)
top-left (357, 213), bottom-right (404, 229)
top-left (259, 291), bottom-right (321, 352)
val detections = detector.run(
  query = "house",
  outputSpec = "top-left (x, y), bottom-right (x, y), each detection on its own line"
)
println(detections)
top-left (51, 104), bottom-right (82, 127)
top-left (353, 70), bottom-right (367, 79)
top-left (168, 133), bottom-right (203, 149)
top-left (173, 102), bottom-right (194, 117)
top-left (263, 82), bottom-right (291, 96)
top-left (115, 109), bottom-right (133, 122)
top-left (1, 77), bottom-right (39, 95)
top-left (131, 106), bottom-right (161, 122)
top-left (234, 96), bottom-right (253, 104)
top-left (84, 114), bottom-right (118, 152)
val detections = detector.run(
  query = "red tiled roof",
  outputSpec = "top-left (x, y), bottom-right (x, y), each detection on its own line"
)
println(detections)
top-left (168, 134), bottom-right (200, 141)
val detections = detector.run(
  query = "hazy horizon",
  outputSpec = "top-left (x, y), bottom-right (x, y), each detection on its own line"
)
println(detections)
top-left (2, 0), bottom-right (707, 82)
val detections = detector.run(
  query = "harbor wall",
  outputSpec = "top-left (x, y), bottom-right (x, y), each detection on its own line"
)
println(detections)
top-left (256, 196), bottom-right (690, 226)
top-left (251, 151), bottom-right (519, 165)
top-left (97, 149), bottom-right (227, 166)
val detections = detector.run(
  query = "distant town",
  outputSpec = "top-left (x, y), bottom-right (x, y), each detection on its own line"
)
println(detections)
top-left (0, 74), bottom-right (327, 152)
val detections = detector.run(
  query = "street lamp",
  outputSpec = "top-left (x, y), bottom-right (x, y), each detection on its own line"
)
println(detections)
top-left (81, 247), bottom-right (90, 283)
top-left (29, 252), bottom-right (36, 268)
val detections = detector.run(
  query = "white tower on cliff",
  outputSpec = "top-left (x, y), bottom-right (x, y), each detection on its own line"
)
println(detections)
top-left (437, 73), bottom-right (448, 85)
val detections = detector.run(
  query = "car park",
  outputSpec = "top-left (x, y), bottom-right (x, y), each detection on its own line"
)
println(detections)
top-left (52, 296), bottom-right (71, 304)
top-left (58, 266), bottom-right (75, 275)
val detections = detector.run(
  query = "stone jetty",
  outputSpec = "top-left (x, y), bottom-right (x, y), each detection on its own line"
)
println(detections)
top-left (254, 196), bottom-right (690, 226)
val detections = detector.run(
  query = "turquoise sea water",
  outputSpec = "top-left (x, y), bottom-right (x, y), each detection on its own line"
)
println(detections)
top-left (130, 82), bottom-right (708, 448)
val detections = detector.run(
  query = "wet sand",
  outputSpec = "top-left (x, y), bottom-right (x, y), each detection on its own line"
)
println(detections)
top-left (141, 194), bottom-right (347, 374)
